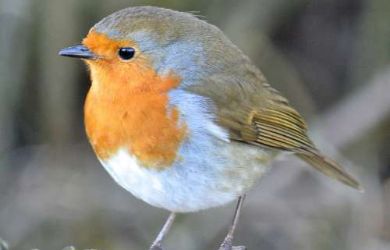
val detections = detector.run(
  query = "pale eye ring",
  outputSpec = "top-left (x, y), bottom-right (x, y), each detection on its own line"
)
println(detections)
top-left (118, 47), bottom-right (135, 60)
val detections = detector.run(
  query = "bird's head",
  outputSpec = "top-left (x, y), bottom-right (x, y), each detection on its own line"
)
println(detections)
top-left (59, 6), bottom-right (240, 92)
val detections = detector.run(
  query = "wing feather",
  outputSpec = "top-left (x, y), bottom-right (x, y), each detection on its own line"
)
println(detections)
top-left (186, 67), bottom-right (361, 190)
top-left (248, 100), bottom-right (362, 190)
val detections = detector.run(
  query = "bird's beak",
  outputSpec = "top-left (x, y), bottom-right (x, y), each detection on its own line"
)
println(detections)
top-left (59, 45), bottom-right (97, 60)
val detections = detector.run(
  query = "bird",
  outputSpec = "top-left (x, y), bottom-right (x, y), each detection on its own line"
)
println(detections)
top-left (59, 6), bottom-right (361, 250)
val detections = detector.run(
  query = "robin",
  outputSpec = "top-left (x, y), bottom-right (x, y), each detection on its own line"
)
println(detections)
top-left (59, 6), bottom-right (361, 250)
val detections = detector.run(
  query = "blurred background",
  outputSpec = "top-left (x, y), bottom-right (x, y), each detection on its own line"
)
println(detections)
top-left (0, 0), bottom-right (389, 249)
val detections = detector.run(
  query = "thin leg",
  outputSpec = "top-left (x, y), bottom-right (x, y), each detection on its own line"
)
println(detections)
top-left (150, 212), bottom-right (176, 250)
top-left (218, 195), bottom-right (247, 250)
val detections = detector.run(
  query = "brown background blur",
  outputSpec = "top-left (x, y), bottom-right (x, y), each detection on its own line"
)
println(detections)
top-left (0, 0), bottom-right (389, 249)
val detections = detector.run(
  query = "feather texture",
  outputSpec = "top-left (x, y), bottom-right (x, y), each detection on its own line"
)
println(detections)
top-left (251, 104), bottom-right (361, 190)
top-left (187, 64), bottom-right (361, 190)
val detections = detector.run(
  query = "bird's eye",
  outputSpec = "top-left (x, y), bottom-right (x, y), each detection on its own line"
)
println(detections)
top-left (118, 47), bottom-right (135, 60)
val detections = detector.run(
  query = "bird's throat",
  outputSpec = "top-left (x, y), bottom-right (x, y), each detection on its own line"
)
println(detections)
top-left (84, 68), bottom-right (187, 169)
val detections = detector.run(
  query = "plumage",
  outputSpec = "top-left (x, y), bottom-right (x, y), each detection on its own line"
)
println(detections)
top-left (187, 63), bottom-right (361, 190)
top-left (59, 6), bottom-right (362, 248)
top-left (79, 6), bottom-right (361, 210)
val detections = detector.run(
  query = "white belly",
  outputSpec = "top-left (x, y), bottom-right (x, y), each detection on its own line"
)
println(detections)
top-left (99, 89), bottom-right (277, 212)
top-left (100, 140), bottom-right (275, 213)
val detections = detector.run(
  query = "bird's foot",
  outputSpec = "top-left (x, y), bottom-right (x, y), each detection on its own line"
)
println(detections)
top-left (149, 242), bottom-right (163, 250)
top-left (149, 212), bottom-right (176, 250)
top-left (218, 237), bottom-right (246, 250)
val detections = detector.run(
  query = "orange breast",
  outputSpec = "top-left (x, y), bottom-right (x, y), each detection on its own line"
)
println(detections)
top-left (85, 76), bottom-right (187, 169)
top-left (83, 32), bottom-right (187, 169)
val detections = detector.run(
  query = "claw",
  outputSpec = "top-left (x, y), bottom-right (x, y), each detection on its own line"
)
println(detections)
top-left (218, 238), bottom-right (246, 250)
top-left (149, 243), bottom-right (163, 250)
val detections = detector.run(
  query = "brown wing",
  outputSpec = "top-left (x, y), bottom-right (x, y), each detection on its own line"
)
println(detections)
top-left (187, 69), bottom-right (361, 190)
top-left (249, 99), bottom-right (361, 190)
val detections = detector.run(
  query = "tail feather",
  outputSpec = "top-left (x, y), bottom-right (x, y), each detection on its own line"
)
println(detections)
top-left (297, 152), bottom-right (362, 191)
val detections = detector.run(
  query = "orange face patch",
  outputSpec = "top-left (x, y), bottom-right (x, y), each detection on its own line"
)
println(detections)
top-left (83, 31), bottom-right (187, 169)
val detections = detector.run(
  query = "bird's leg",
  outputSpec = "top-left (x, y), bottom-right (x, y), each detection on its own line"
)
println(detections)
top-left (218, 195), bottom-right (247, 250)
top-left (149, 212), bottom-right (176, 250)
